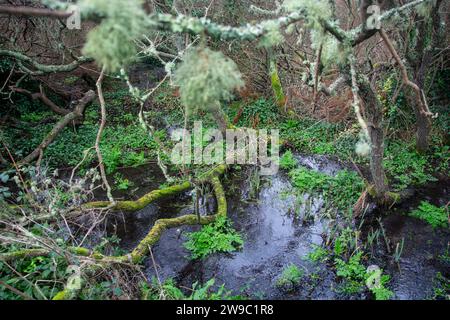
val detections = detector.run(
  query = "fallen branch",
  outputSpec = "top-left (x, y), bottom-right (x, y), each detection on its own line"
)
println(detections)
top-left (85, 181), bottom-right (193, 211)
top-left (10, 85), bottom-right (71, 116)
top-left (0, 5), bottom-right (72, 19)
top-left (0, 166), bottom-right (228, 299)
top-left (84, 165), bottom-right (227, 211)
top-left (0, 50), bottom-right (92, 75)
top-left (17, 90), bottom-right (95, 166)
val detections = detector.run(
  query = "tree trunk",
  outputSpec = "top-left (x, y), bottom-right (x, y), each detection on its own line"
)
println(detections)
top-left (267, 50), bottom-right (286, 111)
top-left (405, 0), bottom-right (443, 153)
top-left (358, 78), bottom-right (389, 201)
top-left (211, 102), bottom-right (228, 134)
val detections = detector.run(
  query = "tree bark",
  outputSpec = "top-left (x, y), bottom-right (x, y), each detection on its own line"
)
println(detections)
top-left (358, 78), bottom-right (389, 201)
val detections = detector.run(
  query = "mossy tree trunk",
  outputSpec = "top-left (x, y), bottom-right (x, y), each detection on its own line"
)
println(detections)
top-left (267, 50), bottom-right (286, 111)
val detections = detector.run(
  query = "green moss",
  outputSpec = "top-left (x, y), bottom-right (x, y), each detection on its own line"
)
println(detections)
top-left (85, 181), bottom-right (192, 211)
top-left (269, 59), bottom-right (286, 108)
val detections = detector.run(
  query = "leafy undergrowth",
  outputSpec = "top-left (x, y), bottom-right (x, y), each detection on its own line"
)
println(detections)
top-left (226, 98), bottom-right (281, 128)
top-left (409, 201), bottom-right (448, 229)
top-left (4, 122), bottom-right (165, 174)
top-left (184, 216), bottom-right (244, 260)
top-left (335, 252), bottom-right (393, 300)
top-left (141, 278), bottom-right (245, 300)
top-left (0, 251), bottom-right (67, 300)
top-left (384, 142), bottom-right (440, 192)
top-left (279, 118), bottom-right (357, 158)
top-left (305, 239), bottom-right (394, 300)
top-left (279, 151), bottom-right (365, 210)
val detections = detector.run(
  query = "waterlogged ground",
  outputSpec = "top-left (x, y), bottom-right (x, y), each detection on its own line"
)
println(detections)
top-left (363, 182), bottom-right (449, 300)
top-left (105, 155), bottom-right (449, 300)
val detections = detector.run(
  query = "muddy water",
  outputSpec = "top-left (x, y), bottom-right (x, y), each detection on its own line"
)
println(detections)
top-left (108, 155), bottom-right (449, 300)
top-left (363, 182), bottom-right (449, 300)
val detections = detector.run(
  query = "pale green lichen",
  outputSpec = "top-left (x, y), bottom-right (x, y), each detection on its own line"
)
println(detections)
top-left (172, 47), bottom-right (244, 115)
top-left (283, 0), bottom-right (332, 29)
top-left (259, 20), bottom-right (284, 48)
top-left (415, 0), bottom-right (437, 18)
top-left (80, 0), bottom-right (147, 72)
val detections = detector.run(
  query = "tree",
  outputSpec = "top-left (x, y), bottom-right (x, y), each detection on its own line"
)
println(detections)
top-left (0, 0), bottom-right (442, 203)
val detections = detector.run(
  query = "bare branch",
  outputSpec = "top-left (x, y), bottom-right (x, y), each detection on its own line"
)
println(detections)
top-left (18, 90), bottom-right (95, 166)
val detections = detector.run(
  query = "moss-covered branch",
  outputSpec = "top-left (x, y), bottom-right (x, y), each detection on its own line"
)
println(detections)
top-left (84, 181), bottom-right (192, 211)
top-left (1, 165), bottom-right (228, 299)
top-left (17, 90), bottom-right (96, 166)
top-left (84, 165), bottom-right (227, 211)
top-left (0, 50), bottom-right (92, 75)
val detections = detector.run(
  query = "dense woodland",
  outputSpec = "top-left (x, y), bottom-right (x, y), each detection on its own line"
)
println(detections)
top-left (0, 0), bottom-right (448, 300)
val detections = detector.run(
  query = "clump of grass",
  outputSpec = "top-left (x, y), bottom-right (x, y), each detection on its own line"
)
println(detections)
top-left (276, 264), bottom-right (303, 291)
top-left (184, 216), bottom-right (244, 260)
top-left (409, 201), bottom-right (448, 228)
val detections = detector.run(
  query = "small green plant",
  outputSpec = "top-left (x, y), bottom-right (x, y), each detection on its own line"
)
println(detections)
top-left (335, 252), bottom-right (393, 299)
top-left (409, 201), bottom-right (448, 228)
top-left (335, 252), bottom-right (367, 294)
top-left (431, 272), bottom-right (449, 300)
top-left (114, 173), bottom-right (133, 190)
top-left (184, 216), bottom-right (244, 260)
top-left (333, 227), bottom-right (358, 257)
top-left (276, 264), bottom-right (303, 291)
top-left (306, 245), bottom-right (329, 263)
top-left (371, 281), bottom-right (394, 300)
top-left (393, 238), bottom-right (404, 268)
top-left (279, 150), bottom-right (297, 171)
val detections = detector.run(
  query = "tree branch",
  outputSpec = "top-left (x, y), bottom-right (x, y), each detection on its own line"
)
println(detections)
top-left (10, 85), bottom-right (70, 116)
top-left (0, 50), bottom-right (92, 75)
top-left (18, 90), bottom-right (95, 166)
top-left (379, 28), bottom-right (432, 117)
top-left (0, 5), bottom-right (71, 19)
